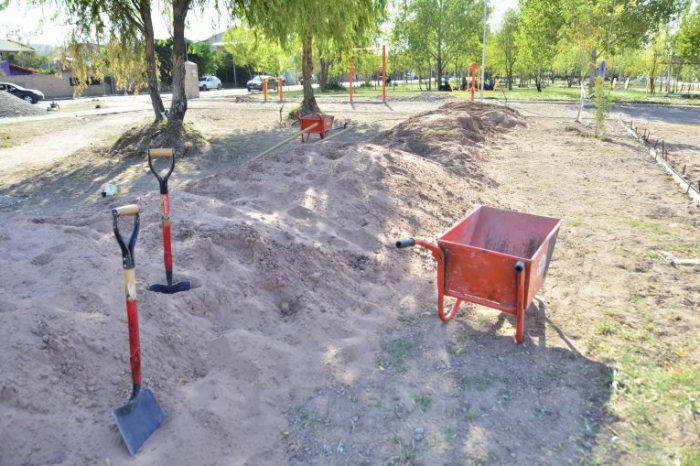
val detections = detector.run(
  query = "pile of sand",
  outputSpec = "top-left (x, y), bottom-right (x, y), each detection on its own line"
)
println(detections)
top-left (378, 101), bottom-right (525, 179)
top-left (0, 103), bottom-right (521, 464)
top-left (0, 91), bottom-right (46, 118)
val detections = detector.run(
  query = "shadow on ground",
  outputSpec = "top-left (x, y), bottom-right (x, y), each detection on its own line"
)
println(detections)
top-left (287, 297), bottom-right (614, 465)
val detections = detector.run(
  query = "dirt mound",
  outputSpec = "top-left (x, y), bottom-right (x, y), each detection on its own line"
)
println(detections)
top-left (0, 91), bottom-right (46, 118)
top-left (0, 133), bottom-right (501, 464)
top-left (376, 101), bottom-right (525, 178)
top-left (110, 121), bottom-right (207, 157)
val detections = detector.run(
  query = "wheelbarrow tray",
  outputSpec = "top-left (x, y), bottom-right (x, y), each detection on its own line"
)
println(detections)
top-left (438, 205), bottom-right (562, 314)
top-left (299, 114), bottom-right (334, 140)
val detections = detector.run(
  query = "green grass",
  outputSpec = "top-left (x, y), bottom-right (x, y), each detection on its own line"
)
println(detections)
top-left (378, 337), bottom-right (416, 373)
top-left (61, 98), bottom-right (106, 111)
top-left (0, 118), bottom-right (79, 148)
top-left (413, 393), bottom-right (432, 412)
top-left (267, 81), bottom-right (700, 105)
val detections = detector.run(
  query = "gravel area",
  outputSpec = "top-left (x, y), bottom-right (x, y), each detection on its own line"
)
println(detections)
top-left (0, 92), bottom-right (46, 118)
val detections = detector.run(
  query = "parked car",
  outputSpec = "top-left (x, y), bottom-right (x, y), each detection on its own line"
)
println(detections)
top-left (246, 75), bottom-right (278, 92)
top-left (0, 82), bottom-right (45, 104)
top-left (198, 75), bottom-right (222, 90)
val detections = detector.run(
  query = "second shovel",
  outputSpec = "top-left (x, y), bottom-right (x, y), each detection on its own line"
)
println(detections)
top-left (147, 148), bottom-right (191, 294)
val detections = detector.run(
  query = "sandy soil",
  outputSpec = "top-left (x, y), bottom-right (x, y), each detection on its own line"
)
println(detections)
top-left (1, 100), bottom-right (698, 465)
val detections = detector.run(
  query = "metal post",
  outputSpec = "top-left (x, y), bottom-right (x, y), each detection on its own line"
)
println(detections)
top-left (263, 78), bottom-right (268, 102)
top-left (382, 45), bottom-right (387, 103)
top-left (480, 0), bottom-right (487, 100)
top-left (349, 55), bottom-right (354, 104)
top-left (278, 78), bottom-right (283, 102)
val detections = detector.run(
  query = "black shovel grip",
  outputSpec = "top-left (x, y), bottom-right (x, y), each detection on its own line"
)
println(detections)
top-left (113, 205), bottom-right (140, 269)
top-left (396, 238), bottom-right (416, 249)
top-left (147, 148), bottom-right (175, 194)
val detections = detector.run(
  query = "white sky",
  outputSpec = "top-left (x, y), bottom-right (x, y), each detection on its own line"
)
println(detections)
top-left (1, 0), bottom-right (518, 46)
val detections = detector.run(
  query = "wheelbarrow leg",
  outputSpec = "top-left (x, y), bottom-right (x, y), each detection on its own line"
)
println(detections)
top-left (514, 261), bottom-right (526, 343)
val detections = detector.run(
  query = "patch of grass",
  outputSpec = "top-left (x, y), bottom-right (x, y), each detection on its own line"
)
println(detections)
top-left (0, 118), bottom-right (78, 148)
top-left (294, 407), bottom-right (320, 431)
top-left (414, 394), bottom-right (432, 412)
top-left (595, 319), bottom-right (619, 336)
top-left (62, 98), bottom-right (106, 111)
top-left (460, 373), bottom-right (506, 391)
top-left (379, 337), bottom-right (416, 374)
top-left (472, 451), bottom-right (498, 466)
top-left (384, 436), bottom-right (416, 466)
top-left (625, 218), bottom-right (674, 236)
top-left (465, 407), bottom-right (478, 422)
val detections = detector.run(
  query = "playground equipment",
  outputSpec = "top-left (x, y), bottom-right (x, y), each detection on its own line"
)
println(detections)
top-left (468, 63), bottom-right (480, 102)
top-left (348, 45), bottom-right (388, 105)
top-left (396, 205), bottom-right (562, 343)
top-left (111, 204), bottom-right (165, 455)
top-left (147, 148), bottom-right (191, 294)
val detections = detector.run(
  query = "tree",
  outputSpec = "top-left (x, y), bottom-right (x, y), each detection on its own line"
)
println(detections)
top-left (559, 0), bottom-right (687, 91)
top-left (168, 0), bottom-right (193, 123)
top-left (517, 0), bottom-right (564, 91)
top-left (393, 0), bottom-right (484, 85)
top-left (62, 0), bottom-right (165, 121)
top-left (495, 9), bottom-right (519, 90)
top-left (232, 0), bottom-right (387, 114)
top-left (675, 4), bottom-right (700, 63)
top-left (223, 24), bottom-right (290, 75)
top-left (104, 34), bottom-right (149, 94)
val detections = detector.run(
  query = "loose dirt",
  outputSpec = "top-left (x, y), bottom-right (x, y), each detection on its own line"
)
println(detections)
top-left (0, 92), bottom-right (45, 118)
top-left (1, 100), bottom-right (698, 466)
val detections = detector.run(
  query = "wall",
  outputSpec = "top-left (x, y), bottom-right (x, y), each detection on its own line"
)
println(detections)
top-left (2, 71), bottom-right (111, 99)
top-left (184, 61), bottom-right (199, 99)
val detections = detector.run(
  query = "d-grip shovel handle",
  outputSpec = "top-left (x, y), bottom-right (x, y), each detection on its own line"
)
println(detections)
top-left (113, 204), bottom-right (140, 269)
top-left (112, 204), bottom-right (142, 398)
top-left (147, 148), bottom-right (175, 195)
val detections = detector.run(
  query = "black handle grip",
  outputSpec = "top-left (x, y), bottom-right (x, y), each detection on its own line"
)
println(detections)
top-left (396, 238), bottom-right (416, 249)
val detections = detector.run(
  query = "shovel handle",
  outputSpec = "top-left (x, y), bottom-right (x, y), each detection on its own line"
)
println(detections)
top-left (148, 148), bottom-right (175, 195)
top-left (123, 268), bottom-right (142, 394)
top-left (114, 204), bottom-right (139, 217)
top-left (113, 205), bottom-right (140, 269)
top-left (148, 148), bottom-right (173, 158)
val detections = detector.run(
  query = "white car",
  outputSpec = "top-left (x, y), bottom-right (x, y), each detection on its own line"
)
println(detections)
top-left (198, 75), bottom-right (222, 90)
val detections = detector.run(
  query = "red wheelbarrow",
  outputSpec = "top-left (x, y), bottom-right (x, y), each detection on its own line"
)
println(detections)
top-left (396, 205), bottom-right (562, 343)
top-left (298, 113), bottom-right (334, 142)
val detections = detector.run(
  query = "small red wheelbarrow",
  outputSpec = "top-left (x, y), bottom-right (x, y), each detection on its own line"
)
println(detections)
top-left (396, 205), bottom-right (562, 343)
top-left (298, 113), bottom-right (334, 142)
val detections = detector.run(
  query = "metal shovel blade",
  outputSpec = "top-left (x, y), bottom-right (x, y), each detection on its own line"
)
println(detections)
top-left (148, 280), bottom-right (191, 294)
top-left (112, 388), bottom-right (165, 456)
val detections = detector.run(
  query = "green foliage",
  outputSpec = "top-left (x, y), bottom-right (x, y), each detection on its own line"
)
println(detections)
top-left (187, 41), bottom-right (218, 76)
top-left (675, 5), bottom-right (700, 62)
top-left (223, 24), bottom-right (291, 74)
top-left (59, 31), bottom-right (105, 97)
top-left (593, 75), bottom-right (612, 138)
top-left (393, 0), bottom-right (484, 81)
top-left (104, 34), bottom-right (149, 94)
top-left (517, 0), bottom-right (564, 91)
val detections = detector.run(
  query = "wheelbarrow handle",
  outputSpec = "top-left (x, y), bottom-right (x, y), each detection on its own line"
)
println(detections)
top-left (113, 205), bottom-right (140, 270)
top-left (147, 148), bottom-right (175, 195)
top-left (396, 238), bottom-right (416, 249)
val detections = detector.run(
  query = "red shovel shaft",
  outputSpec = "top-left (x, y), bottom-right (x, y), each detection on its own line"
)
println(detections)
top-left (123, 268), bottom-right (142, 387)
top-left (160, 193), bottom-right (173, 285)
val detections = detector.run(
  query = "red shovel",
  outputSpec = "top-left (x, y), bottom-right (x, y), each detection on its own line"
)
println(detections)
top-left (147, 148), bottom-right (191, 294)
top-left (111, 204), bottom-right (165, 455)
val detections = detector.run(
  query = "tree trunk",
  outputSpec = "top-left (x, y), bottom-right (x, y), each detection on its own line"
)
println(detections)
top-left (535, 73), bottom-right (542, 92)
top-left (139, 0), bottom-right (164, 122)
top-left (319, 58), bottom-right (331, 91)
top-left (169, 0), bottom-right (191, 124)
top-left (300, 26), bottom-right (320, 115)
top-left (588, 48), bottom-right (597, 94)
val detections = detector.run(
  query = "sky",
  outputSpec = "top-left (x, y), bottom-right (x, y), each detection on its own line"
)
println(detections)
top-left (0, 0), bottom-right (519, 47)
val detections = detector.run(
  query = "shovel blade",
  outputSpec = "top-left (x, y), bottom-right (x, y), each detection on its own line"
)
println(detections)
top-left (112, 388), bottom-right (165, 456)
top-left (148, 281), bottom-right (191, 294)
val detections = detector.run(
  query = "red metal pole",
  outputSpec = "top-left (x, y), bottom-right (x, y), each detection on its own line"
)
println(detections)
top-left (382, 45), bottom-right (387, 103)
top-left (349, 55), bottom-right (354, 104)
top-left (263, 78), bottom-right (268, 102)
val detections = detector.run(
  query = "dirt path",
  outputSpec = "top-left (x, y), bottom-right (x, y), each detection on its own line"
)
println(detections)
top-left (0, 112), bottom-right (150, 174)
